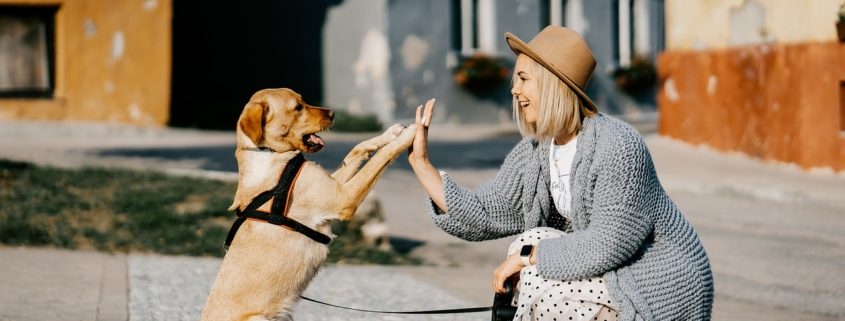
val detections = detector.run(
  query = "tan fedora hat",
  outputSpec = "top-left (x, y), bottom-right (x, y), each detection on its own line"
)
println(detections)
top-left (505, 26), bottom-right (598, 112)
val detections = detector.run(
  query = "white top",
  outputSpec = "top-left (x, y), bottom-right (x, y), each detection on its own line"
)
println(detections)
top-left (548, 135), bottom-right (578, 215)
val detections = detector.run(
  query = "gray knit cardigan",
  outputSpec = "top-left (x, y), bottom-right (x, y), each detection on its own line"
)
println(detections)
top-left (427, 115), bottom-right (713, 321)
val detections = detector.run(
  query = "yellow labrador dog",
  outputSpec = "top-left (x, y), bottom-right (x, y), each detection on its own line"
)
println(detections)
top-left (201, 88), bottom-right (416, 321)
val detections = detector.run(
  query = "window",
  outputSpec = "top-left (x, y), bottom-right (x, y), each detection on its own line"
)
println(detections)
top-left (0, 6), bottom-right (57, 98)
top-left (612, 0), bottom-right (620, 64)
top-left (450, 0), bottom-right (495, 55)
top-left (541, 0), bottom-right (568, 28)
top-left (840, 81), bottom-right (845, 133)
top-left (613, 0), bottom-right (634, 67)
top-left (655, 0), bottom-right (665, 52)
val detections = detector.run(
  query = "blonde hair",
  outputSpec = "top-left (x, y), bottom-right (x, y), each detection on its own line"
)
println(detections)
top-left (511, 54), bottom-right (597, 141)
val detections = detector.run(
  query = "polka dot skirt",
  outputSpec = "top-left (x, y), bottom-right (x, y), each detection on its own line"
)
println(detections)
top-left (507, 227), bottom-right (620, 321)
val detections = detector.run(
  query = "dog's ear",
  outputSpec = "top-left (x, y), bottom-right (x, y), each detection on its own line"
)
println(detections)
top-left (239, 101), bottom-right (268, 145)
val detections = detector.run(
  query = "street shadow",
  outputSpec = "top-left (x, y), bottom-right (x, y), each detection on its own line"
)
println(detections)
top-left (94, 146), bottom-right (238, 172)
top-left (93, 136), bottom-right (522, 173)
top-left (388, 236), bottom-right (426, 255)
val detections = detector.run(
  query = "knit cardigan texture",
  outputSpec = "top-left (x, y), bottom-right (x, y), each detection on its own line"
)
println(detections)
top-left (427, 115), bottom-right (713, 321)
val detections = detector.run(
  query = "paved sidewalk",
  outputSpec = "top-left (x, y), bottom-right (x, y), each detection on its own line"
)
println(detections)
top-left (0, 247), bottom-right (486, 321)
top-left (0, 247), bottom-right (127, 321)
top-left (1, 119), bottom-right (844, 320)
top-left (648, 135), bottom-right (845, 212)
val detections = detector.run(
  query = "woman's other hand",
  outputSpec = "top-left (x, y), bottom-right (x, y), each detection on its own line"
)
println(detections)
top-left (493, 254), bottom-right (524, 293)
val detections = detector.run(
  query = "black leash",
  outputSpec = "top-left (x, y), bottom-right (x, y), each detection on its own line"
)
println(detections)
top-left (225, 153), bottom-right (331, 249)
top-left (300, 296), bottom-right (491, 315)
top-left (300, 277), bottom-right (518, 318)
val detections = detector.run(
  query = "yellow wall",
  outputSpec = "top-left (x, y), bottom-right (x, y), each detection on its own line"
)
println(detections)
top-left (0, 0), bottom-right (171, 125)
top-left (666, 0), bottom-right (842, 50)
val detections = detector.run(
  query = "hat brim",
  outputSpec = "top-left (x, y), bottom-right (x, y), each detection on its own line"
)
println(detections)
top-left (505, 32), bottom-right (598, 112)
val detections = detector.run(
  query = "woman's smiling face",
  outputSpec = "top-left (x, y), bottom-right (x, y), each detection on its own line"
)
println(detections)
top-left (511, 55), bottom-right (540, 124)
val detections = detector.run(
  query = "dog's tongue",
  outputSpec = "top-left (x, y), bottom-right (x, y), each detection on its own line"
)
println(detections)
top-left (307, 134), bottom-right (325, 147)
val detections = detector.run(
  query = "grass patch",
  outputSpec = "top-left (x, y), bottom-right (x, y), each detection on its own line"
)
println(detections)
top-left (330, 110), bottom-right (383, 132)
top-left (0, 159), bottom-right (419, 264)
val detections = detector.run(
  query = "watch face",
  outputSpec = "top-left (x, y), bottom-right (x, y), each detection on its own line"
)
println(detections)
top-left (520, 244), bottom-right (533, 257)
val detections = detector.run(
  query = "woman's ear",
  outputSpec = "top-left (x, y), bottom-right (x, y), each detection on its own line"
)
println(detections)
top-left (239, 101), bottom-right (268, 145)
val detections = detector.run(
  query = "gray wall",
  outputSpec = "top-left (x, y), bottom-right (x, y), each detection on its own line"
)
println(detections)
top-left (322, 0), bottom-right (662, 126)
top-left (322, 0), bottom-right (393, 122)
top-left (385, 0), bottom-right (450, 123)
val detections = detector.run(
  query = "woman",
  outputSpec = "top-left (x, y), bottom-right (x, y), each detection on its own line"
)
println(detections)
top-left (408, 26), bottom-right (713, 321)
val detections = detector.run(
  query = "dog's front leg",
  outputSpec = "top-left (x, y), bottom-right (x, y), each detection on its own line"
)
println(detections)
top-left (337, 124), bottom-right (417, 220)
top-left (331, 124), bottom-right (406, 183)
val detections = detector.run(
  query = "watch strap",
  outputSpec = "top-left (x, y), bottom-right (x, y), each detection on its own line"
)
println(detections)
top-left (520, 244), bottom-right (534, 266)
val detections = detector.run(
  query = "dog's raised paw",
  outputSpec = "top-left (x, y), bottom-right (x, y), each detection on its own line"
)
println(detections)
top-left (397, 124), bottom-right (417, 144)
top-left (383, 123), bottom-right (406, 138)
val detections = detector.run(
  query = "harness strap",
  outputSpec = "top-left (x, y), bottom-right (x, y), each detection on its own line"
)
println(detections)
top-left (238, 209), bottom-right (331, 244)
top-left (224, 216), bottom-right (247, 250)
top-left (224, 153), bottom-right (331, 249)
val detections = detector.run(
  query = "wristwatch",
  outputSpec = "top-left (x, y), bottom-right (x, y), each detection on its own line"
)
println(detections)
top-left (519, 244), bottom-right (534, 266)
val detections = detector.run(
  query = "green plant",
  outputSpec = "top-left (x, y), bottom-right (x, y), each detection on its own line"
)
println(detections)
top-left (612, 56), bottom-right (657, 97)
top-left (453, 53), bottom-right (510, 95)
top-left (330, 110), bottom-right (383, 132)
top-left (838, 2), bottom-right (845, 22)
top-left (837, 3), bottom-right (845, 42)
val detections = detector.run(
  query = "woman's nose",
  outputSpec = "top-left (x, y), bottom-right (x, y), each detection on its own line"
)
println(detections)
top-left (511, 83), bottom-right (521, 96)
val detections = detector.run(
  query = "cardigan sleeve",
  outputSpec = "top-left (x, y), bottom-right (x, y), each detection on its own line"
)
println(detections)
top-left (423, 139), bottom-right (534, 241)
top-left (535, 132), bottom-right (656, 280)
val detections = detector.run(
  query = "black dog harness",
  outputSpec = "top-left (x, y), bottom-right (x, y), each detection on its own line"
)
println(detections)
top-left (221, 150), bottom-right (500, 317)
top-left (224, 153), bottom-right (331, 249)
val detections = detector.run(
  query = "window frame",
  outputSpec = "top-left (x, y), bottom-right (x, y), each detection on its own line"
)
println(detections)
top-left (0, 5), bottom-right (58, 99)
top-left (451, 0), bottom-right (496, 56)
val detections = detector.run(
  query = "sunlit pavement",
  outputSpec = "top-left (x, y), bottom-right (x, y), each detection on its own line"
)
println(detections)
top-left (1, 119), bottom-right (843, 320)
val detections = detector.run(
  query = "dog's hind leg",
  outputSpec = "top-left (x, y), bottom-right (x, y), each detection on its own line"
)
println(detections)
top-left (239, 313), bottom-right (292, 321)
top-left (331, 123), bottom-right (406, 183)
top-left (238, 314), bottom-right (270, 321)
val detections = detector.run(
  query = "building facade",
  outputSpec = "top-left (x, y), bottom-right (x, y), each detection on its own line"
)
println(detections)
top-left (0, 0), bottom-right (171, 125)
top-left (0, 0), bottom-right (666, 128)
top-left (658, 0), bottom-right (845, 171)
top-left (323, 0), bottom-right (666, 126)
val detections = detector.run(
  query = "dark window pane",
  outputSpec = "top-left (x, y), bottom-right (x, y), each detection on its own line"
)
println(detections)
top-left (540, 0), bottom-right (550, 29)
top-left (0, 6), bottom-right (56, 98)
top-left (451, 0), bottom-right (462, 52)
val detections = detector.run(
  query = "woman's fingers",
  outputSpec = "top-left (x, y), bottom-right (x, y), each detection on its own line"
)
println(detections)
top-left (423, 99), bottom-right (435, 127)
top-left (492, 255), bottom-right (523, 293)
top-left (493, 269), bottom-right (510, 293)
top-left (493, 276), bottom-right (505, 293)
top-left (415, 98), bottom-right (435, 128)
top-left (409, 98), bottom-right (436, 164)
top-left (493, 264), bottom-right (505, 293)
top-left (414, 104), bottom-right (427, 141)
top-left (409, 104), bottom-right (427, 161)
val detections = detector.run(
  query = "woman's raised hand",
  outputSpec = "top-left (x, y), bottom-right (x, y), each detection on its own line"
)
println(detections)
top-left (407, 99), bottom-right (447, 212)
top-left (408, 99), bottom-right (435, 165)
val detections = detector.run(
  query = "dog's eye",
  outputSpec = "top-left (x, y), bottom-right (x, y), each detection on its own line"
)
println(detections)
top-left (294, 104), bottom-right (303, 111)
